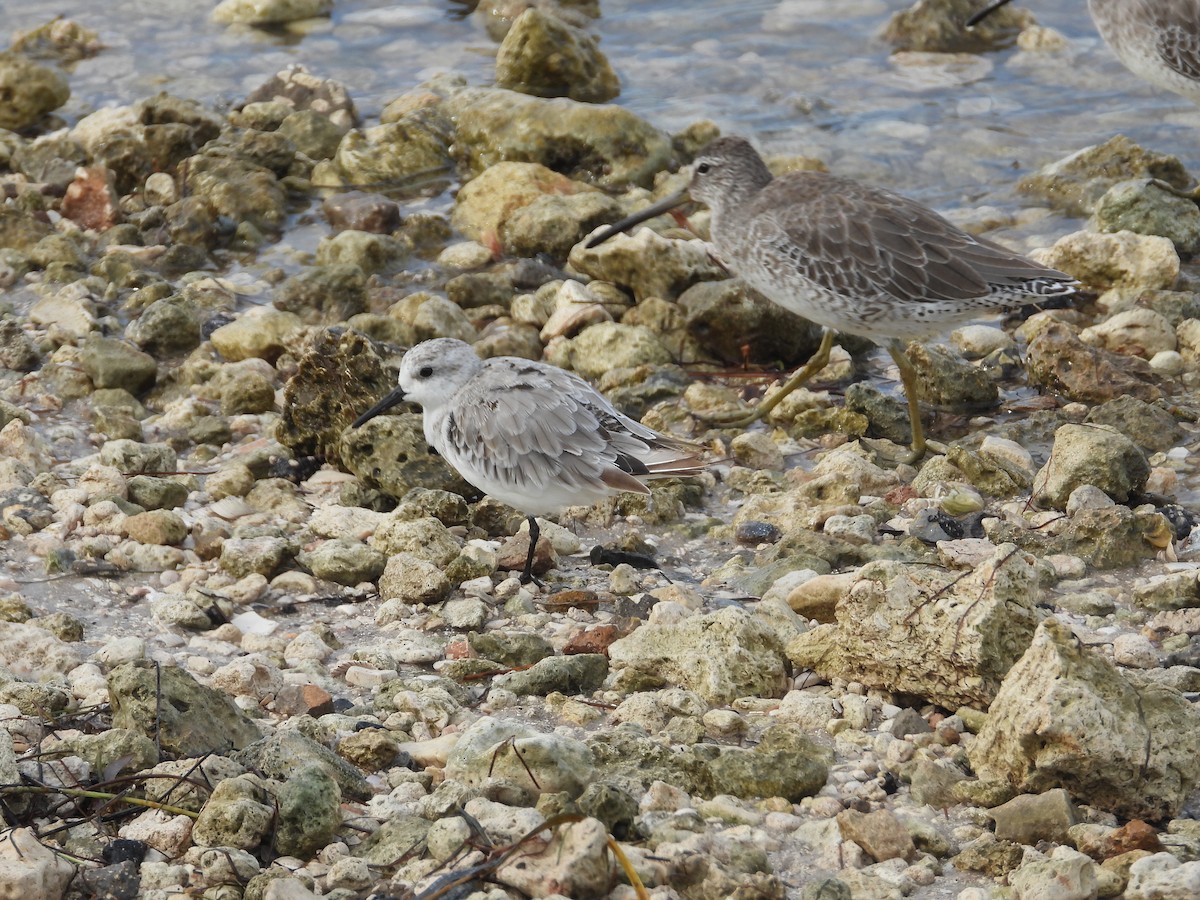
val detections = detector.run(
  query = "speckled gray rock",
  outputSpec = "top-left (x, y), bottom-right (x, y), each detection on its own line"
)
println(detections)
top-left (787, 544), bottom-right (1040, 709)
top-left (970, 618), bottom-right (1200, 820)
top-left (234, 730), bottom-right (372, 802)
top-left (273, 763), bottom-right (341, 858)
top-left (1091, 179), bottom-right (1200, 255)
top-left (450, 86), bottom-right (672, 189)
top-left (0, 53), bottom-right (70, 130)
top-left (495, 8), bottom-right (619, 102)
top-left (608, 607), bottom-right (790, 705)
top-left (108, 660), bottom-right (262, 756)
top-left (1033, 423), bottom-right (1150, 509)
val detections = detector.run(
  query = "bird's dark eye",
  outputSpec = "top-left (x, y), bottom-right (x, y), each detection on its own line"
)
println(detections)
top-left (695, 162), bottom-right (712, 175)
top-left (419, 366), bottom-right (433, 377)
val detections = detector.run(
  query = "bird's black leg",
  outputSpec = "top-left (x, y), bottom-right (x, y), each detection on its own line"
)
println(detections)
top-left (520, 516), bottom-right (545, 588)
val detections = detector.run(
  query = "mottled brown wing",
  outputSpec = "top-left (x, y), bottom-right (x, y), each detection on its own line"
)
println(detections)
top-left (745, 173), bottom-right (1070, 305)
top-left (1148, 0), bottom-right (1200, 81)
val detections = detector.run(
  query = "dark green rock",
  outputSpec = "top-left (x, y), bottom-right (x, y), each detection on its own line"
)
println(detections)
top-left (273, 763), bottom-right (341, 858)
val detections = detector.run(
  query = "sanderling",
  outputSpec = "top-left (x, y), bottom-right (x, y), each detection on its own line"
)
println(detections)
top-left (352, 338), bottom-right (710, 585)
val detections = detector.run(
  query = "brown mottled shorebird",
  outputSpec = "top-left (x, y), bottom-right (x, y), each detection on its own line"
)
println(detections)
top-left (969, 0), bottom-right (1200, 103)
top-left (585, 136), bottom-right (1078, 461)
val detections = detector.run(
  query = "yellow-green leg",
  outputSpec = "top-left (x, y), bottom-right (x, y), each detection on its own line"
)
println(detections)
top-left (697, 328), bottom-right (836, 428)
top-left (886, 341), bottom-right (927, 464)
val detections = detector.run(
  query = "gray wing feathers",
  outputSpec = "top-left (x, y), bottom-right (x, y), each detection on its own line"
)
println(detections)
top-left (447, 359), bottom-right (704, 492)
top-left (746, 173), bottom-right (1073, 306)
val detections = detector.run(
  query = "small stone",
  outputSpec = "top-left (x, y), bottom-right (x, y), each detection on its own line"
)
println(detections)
top-left (991, 788), bottom-right (1077, 845)
top-left (836, 808), bottom-right (916, 863)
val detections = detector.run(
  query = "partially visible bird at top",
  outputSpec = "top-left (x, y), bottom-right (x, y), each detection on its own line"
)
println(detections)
top-left (585, 136), bottom-right (1078, 462)
top-left (351, 338), bottom-right (710, 586)
top-left (969, 0), bottom-right (1200, 105)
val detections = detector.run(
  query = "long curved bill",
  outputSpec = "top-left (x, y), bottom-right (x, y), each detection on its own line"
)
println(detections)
top-left (965, 0), bottom-right (1015, 28)
top-left (351, 385), bottom-right (408, 428)
top-left (584, 190), bottom-right (690, 249)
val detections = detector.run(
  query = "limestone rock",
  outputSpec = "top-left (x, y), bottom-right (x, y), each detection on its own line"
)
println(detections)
top-left (569, 228), bottom-right (726, 303)
top-left (1027, 321), bottom-right (1164, 403)
top-left (836, 808), bottom-right (915, 863)
top-left (788, 543), bottom-right (1039, 709)
top-left (495, 8), bottom-right (620, 103)
top-left (990, 788), bottom-right (1077, 845)
top-left (1032, 229), bottom-right (1179, 293)
top-left (1019, 135), bottom-right (1191, 218)
top-left (494, 817), bottom-right (612, 898)
top-left (1091, 178), bottom-right (1200, 255)
top-left (0, 828), bottom-right (74, 897)
top-left (884, 0), bottom-right (1034, 52)
top-left (273, 763), bottom-right (341, 858)
top-left (608, 606), bottom-right (789, 705)
top-left (234, 730), bottom-right (372, 802)
top-left (561, 321), bottom-right (673, 380)
top-left (108, 660), bottom-right (262, 756)
top-left (1033, 423), bottom-right (1150, 509)
top-left (192, 774), bottom-right (274, 849)
top-left (678, 279), bottom-right (822, 367)
top-left (0, 53), bottom-right (69, 130)
top-left (969, 618), bottom-right (1200, 820)
top-left (446, 716), bottom-right (596, 805)
top-left (212, 0), bottom-right (333, 27)
top-left (450, 86), bottom-right (672, 189)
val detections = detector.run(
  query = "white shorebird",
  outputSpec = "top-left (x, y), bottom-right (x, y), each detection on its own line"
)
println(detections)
top-left (351, 338), bottom-right (709, 585)
top-left (969, 0), bottom-right (1200, 104)
top-left (586, 136), bottom-right (1078, 461)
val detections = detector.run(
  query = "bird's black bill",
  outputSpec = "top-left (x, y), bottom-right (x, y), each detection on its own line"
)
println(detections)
top-left (351, 385), bottom-right (408, 428)
top-left (965, 0), bottom-right (1015, 28)
top-left (583, 191), bottom-right (689, 248)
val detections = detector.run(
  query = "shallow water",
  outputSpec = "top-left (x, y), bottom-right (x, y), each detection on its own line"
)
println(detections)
top-left (5, 0), bottom-right (1198, 242)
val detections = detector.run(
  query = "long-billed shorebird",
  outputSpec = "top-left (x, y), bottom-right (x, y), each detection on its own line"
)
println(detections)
top-left (585, 136), bottom-right (1078, 462)
top-left (969, 0), bottom-right (1200, 103)
top-left (352, 338), bottom-right (709, 585)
